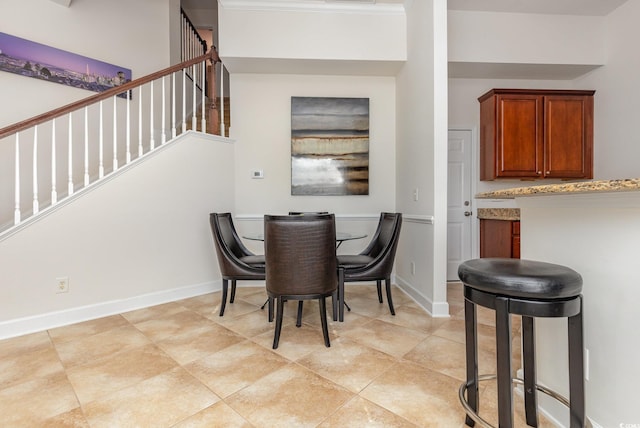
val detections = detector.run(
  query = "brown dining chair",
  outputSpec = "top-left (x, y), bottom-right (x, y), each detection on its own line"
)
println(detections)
top-left (209, 213), bottom-right (265, 316)
top-left (264, 214), bottom-right (338, 349)
top-left (336, 212), bottom-right (402, 321)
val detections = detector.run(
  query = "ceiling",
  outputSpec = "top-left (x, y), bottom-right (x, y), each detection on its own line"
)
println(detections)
top-left (183, 0), bottom-right (629, 16)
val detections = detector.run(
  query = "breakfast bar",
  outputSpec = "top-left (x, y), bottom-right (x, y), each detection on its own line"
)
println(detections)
top-left (476, 178), bottom-right (640, 427)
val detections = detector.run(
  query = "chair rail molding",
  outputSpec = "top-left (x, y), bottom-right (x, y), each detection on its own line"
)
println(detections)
top-left (404, 214), bottom-right (435, 224)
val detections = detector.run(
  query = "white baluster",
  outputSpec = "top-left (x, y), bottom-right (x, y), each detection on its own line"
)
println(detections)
top-left (161, 76), bottom-right (166, 144)
top-left (14, 133), bottom-right (21, 225)
top-left (171, 72), bottom-right (177, 138)
top-left (99, 101), bottom-right (104, 178)
top-left (201, 60), bottom-right (206, 133)
top-left (51, 119), bottom-right (57, 204)
top-left (138, 85), bottom-right (143, 157)
top-left (192, 64), bottom-right (197, 131)
top-left (32, 125), bottom-right (39, 215)
top-left (113, 95), bottom-right (118, 170)
top-left (84, 107), bottom-right (89, 186)
top-left (126, 89), bottom-right (131, 163)
top-left (182, 68), bottom-right (186, 133)
top-left (68, 114), bottom-right (74, 195)
top-left (150, 81), bottom-right (155, 149)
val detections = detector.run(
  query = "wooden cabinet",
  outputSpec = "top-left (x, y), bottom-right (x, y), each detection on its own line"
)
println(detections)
top-left (480, 219), bottom-right (520, 259)
top-left (479, 89), bottom-right (594, 181)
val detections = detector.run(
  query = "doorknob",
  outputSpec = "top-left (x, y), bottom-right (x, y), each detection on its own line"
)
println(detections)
top-left (464, 211), bottom-right (472, 217)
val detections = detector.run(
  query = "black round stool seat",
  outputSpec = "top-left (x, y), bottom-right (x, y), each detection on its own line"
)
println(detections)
top-left (458, 258), bottom-right (582, 300)
top-left (458, 258), bottom-right (585, 428)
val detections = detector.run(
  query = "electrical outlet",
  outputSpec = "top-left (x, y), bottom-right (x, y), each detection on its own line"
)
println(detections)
top-left (410, 261), bottom-right (416, 275)
top-left (56, 277), bottom-right (69, 294)
top-left (585, 348), bottom-right (590, 381)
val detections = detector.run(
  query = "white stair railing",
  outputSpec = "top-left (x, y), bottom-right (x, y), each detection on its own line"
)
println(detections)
top-left (0, 51), bottom-right (220, 238)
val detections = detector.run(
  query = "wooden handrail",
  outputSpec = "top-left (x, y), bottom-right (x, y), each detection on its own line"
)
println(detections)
top-left (0, 49), bottom-right (220, 140)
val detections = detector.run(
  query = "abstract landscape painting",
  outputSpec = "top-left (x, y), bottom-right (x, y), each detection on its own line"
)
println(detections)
top-left (291, 96), bottom-right (369, 196)
top-left (0, 32), bottom-right (131, 96)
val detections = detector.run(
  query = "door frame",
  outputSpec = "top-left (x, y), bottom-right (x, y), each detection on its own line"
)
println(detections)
top-left (448, 126), bottom-right (480, 267)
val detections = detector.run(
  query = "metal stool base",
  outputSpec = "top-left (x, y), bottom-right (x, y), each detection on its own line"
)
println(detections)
top-left (459, 375), bottom-right (570, 428)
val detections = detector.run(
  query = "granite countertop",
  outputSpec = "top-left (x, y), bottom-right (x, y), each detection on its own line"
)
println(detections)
top-left (476, 208), bottom-right (520, 220)
top-left (476, 178), bottom-right (640, 199)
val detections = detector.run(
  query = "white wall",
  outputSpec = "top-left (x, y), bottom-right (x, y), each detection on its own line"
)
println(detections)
top-left (227, 73), bottom-right (397, 255)
top-left (448, 10), bottom-right (605, 66)
top-left (0, 0), bottom-right (173, 128)
top-left (395, 0), bottom-right (449, 316)
top-left (576, 0), bottom-right (640, 180)
top-left (218, 2), bottom-right (405, 64)
top-left (518, 192), bottom-right (640, 427)
top-left (0, 134), bottom-right (234, 339)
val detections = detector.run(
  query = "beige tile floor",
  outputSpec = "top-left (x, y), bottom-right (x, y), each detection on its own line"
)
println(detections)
top-left (0, 282), bottom-right (555, 427)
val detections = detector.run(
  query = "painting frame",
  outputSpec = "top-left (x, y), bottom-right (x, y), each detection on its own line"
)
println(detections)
top-left (291, 96), bottom-right (370, 196)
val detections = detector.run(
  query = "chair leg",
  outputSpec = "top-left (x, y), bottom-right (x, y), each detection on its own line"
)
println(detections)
top-left (376, 280), bottom-right (383, 303)
top-left (464, 296), bottom-right (479, 427)
top-left (268, 297), bottom-right (274, 322)
top-left (385, 278), bottom-right (395, 316)
top-left (319, 297), bottom-right (330, 347)
top-left (568, 296), bottom-right (585, 428)
top-left (338, 267), bottom-right (345, 322)
top-left (230, 280), bottom-right (237, 303)
top-left (272, 297), bottom-right (284, 349)
top-left (219, 279), bottom-right (228, 316)
top-left (495, 296), bottom-right (514, 428)
top-left (296, 301), bottom-right (304, 327)
top-left (332, 290), bottom-right (338, 322)
top-left (522, 316), bottom-right (538, 427)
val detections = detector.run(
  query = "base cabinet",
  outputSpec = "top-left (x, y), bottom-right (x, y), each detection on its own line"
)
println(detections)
top-left (479, 89), bottom-right (594, 181)
top-left (480, 219), bottom-right (520, 259)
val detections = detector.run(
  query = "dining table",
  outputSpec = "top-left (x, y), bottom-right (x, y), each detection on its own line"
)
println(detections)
top-left (242, 231), bottom-right (367, 248)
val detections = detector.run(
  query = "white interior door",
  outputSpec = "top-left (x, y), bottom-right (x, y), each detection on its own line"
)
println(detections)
top-left (447, 129), bottom-right (473, 281)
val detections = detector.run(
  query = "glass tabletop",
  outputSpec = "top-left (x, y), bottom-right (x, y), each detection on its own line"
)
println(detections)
top-left (243, 231), bottom-right (367, 243)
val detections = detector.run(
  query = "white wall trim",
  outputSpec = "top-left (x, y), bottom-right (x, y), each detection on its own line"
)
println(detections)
top-left (218, 0), bottom-right (405, 15)
top-left (0, 280), bottom-right (220, 341)
top-left (403, 214), bottom-right (435, 224)
top-left (395, 274), bottom-right (450, 317)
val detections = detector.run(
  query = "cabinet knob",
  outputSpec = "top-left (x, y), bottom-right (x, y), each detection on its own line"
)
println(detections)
top-left (546, 171), bottom-right (550, 175)
top-left (537, 171), bottom-right (542, 175)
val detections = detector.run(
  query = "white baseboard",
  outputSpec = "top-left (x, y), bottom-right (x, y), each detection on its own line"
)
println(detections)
top-left (0, 280), bottom-right (220, 340)
top-left (395, 274), bottom-right (450, 317)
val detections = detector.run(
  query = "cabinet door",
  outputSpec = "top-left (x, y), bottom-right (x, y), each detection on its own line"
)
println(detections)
top-left (496, 94), bottom-right (544, 178)
top-left (544, 95), bottom-right (594, 178)
top-left (480, 219), bottom-right (513, 258)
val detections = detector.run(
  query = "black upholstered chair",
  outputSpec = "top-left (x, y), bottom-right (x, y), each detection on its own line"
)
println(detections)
top-left (209, 213), bottom-right (265, 316)
top-left (264, 214), bottom-right (338, 349)
top-left (336, 212), bottom-right (402, 321)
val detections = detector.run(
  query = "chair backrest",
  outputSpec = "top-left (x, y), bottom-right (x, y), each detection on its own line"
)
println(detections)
top-left (210, 213), bottom-right (264, 278)
top-left (264, 214), bottom-right (337, 297)
top-left (214, 212), bottom-right (253, 258)
top-left (356, 212), bottom-right (402, 276)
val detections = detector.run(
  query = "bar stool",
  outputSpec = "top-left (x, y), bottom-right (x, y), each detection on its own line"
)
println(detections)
top-left (457, 258), bottom-right (585, 428)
